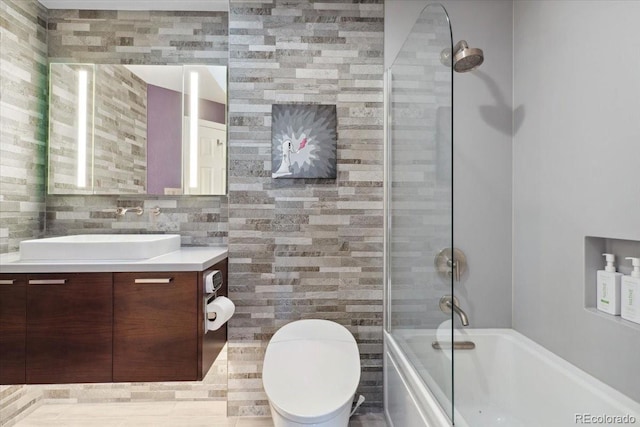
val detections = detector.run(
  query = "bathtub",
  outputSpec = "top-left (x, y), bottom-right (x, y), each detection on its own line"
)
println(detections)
top-left (385, 328), bottom-right (640, 426)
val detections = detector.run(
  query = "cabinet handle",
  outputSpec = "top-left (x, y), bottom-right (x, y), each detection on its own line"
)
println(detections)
top-left (28, 279), bottom-right (67, 285)
top-left (134, 278), bottom-right (174, 284)
top-left (0, 279), bottom-right (16, 285)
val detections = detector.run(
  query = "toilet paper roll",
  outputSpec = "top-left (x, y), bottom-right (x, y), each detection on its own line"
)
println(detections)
top-left (205, 296), bottom-right (235, 332)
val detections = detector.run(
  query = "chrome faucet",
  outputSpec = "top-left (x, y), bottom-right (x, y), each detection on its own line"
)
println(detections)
top-left (115, 206), bottom-right (144, 216)
top-left (439, 295), bottom-right (470, 326)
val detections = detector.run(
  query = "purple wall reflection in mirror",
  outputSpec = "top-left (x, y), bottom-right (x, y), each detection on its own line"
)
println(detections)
top-left (147, 85), bottom-right (225, 195)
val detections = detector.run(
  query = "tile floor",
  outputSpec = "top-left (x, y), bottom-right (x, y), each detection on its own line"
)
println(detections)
top-left (12, 401), bottom-right (387, 427)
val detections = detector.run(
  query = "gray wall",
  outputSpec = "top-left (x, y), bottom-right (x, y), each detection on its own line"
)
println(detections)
top-left (385, 0), bottom-right (514, 328)
top-left (227, 0), bottom-right (384, 416)
top-left (513, 0), bottom-right (640, 402)
top-left (0, 0), bottom-right (48, 254)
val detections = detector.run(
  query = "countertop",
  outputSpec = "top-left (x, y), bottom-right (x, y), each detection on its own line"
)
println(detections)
top-left (0, 247), bottom-right (228, 273)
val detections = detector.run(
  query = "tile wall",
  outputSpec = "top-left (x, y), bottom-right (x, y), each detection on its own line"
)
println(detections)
top-left (92, 65), bottom-right (148, 194)
top-left (48, 63), bottom-right (149, 194)
top-left (0, 0), bottom-right (48, 253)
top-left (45, 195), bottom-right (228, 246)
top-left (47, 9), bottom-right (228, 65)
top-left (0, 0), bottom-right (48, 422)
top-left (227, 0), bottom-right (385, 415)
top-left (45, 8), bottom-right (229, 241)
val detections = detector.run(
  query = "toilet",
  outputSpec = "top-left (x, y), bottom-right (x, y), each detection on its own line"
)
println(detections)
top-left (262, 319), bottom-right (361, 427)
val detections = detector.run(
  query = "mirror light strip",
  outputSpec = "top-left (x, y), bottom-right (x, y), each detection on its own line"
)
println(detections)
top-left (77, 69), bottom-right (88, 188)
top-left (189, 71), bottom-right (199, 188)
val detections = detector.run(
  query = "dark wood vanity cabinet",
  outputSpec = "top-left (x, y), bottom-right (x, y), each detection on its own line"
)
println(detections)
top-left (26, 273), bottom-right (113, 384)
top-left (1, 273), bottom-right (113, 385)
top-left (113, 258), bottom-right (229, 382)
top-left (0, 274), bottom-right (27, 384)
top-left (113, 271), bottom-right (199, 382)
top-left (0, 258), bottom-right (228, 385)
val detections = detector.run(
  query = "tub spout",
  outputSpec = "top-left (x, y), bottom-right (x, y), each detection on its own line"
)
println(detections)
top-left (449, 300), bottom-right (470, 326)
top-left (439, 295), bottom-right (470, 326)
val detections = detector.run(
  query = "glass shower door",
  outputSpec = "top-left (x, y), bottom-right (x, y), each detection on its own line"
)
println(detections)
top-left (386, 3), bottom-right (454, 422)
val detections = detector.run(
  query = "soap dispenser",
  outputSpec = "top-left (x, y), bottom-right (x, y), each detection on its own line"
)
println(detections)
top-left (596, 253), bottom-right (623, 315)
top-left (621, 257), bottom-right (640, 324)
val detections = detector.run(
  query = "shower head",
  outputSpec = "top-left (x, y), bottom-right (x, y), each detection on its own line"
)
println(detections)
top-left (452, 40), bottom-right (484, 72)
top-left (441, 40), bottom-right (484, 73)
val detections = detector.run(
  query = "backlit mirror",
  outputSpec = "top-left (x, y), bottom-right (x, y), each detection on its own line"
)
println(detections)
top-left (47, 63), bottom-right (227, 196)
top-left (48, 63), bottom-right (95, 195)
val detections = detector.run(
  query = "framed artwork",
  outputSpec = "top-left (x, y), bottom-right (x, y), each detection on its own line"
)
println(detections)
top-left (271, 104), bottom-right (337, 179)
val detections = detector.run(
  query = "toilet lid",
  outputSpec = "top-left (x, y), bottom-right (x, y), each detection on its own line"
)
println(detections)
top-left (262, 320), bottom-right (361, 424)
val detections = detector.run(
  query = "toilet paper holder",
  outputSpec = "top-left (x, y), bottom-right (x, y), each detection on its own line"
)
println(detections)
top-left (203, 269), bottom-right (234, 332)
top-left (204, 294), bottom-right (235, 332)
top-left (206, 294), bottom-right (218, 321)
top-left (205, 268), bottom-right (224, 317)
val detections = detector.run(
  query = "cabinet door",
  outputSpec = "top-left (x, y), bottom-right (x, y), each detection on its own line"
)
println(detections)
top-left (0, 274), bottom-right (26, 384)
top-left (26, 273), bottom-right (113, 384)
top-left (113, 272), bottom-right (198, 382)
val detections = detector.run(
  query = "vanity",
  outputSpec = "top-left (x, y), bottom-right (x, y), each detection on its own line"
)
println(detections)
top-left (0, 236), bottom-right (228, 385)
top-left (0, 44), bottom-right (231, 387)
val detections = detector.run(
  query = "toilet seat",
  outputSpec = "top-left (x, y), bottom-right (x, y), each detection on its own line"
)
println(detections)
top-left (263, 319), bottom-right (361, 424)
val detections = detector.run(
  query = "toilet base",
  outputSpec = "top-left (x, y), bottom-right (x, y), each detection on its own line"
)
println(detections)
top-left (269, 397), bottom-right (352, 427)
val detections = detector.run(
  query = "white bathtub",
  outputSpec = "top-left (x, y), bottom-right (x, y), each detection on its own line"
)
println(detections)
top-left (385, 328), bottom-right (640, 426)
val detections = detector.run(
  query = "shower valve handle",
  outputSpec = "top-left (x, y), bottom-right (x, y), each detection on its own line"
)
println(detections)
top-left (447, 259), bottom-right (461, 281)
top-left (436, 248), bottom-right (467, 282)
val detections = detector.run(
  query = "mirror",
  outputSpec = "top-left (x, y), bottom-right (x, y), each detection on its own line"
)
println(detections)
top-left (47, 63), bottom-right (227, 196)
top-left (48, 63), bottom-right (95, 195)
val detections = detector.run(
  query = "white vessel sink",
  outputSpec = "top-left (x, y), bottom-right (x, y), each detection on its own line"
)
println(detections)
top-left (19, 234), bottom-right (181, 261)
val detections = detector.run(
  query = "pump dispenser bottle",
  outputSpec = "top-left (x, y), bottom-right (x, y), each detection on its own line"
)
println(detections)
top-left (621, 257), bottom-right (640, 324)
top-left (596, 253), bottom-right (623, 315)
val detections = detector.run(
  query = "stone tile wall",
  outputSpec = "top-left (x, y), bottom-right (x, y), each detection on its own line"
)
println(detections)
top-left (48, 63), bottom-right (149, 195)
top-left (227, 0), bottom-right (385, 416)
top-left (0, 0), bottom-right (48, 253)
top-left (93, 64), bottom-right (148, 194)
top-left (47, 10), bottom-right (228, 65)
top-left (0, 0), bottom-right (48, 422)
top-left (45, 9), bottom-right (229, 242)
top-left (45, 195), bottom-right (228, 246)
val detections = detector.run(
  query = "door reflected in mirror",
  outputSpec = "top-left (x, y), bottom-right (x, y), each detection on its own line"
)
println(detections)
top-left (47, 63), bottom-right (227, 196)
